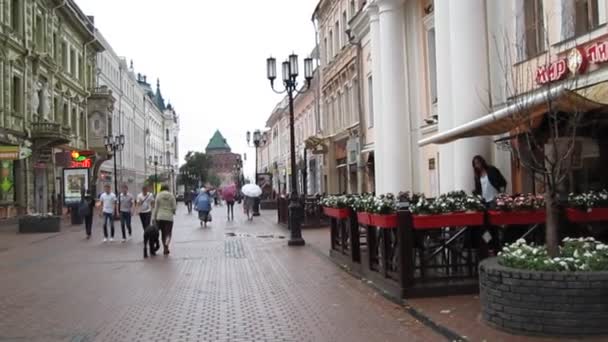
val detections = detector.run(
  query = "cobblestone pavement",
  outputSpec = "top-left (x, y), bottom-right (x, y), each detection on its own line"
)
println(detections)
top-left (0, 204), bottom-right (441, 342)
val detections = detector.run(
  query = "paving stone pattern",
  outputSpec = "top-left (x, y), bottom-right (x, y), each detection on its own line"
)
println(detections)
top-left (0, 205), bottom-right (440, 342)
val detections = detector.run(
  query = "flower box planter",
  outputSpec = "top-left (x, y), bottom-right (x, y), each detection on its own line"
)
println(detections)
top-left (412, 211), bottom-right (484, 229)
top-left (323, 207), bottom-right (350, 219)
top-left (369, 213), bottom-right (398, 228)
top-left (566, 207), bottom-right (608, 223)
top-left (356, 212), bottom-right (371, 226)
top-left (487, 210), bottom-right (545, 225)
top-left (480, 258), bottom-right (608, 336)
top-left (18, 215), bottom-right (61, 233)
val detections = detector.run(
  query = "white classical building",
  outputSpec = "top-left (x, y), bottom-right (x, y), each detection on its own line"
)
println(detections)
top-left (95, 32), bottom-right (179, 194)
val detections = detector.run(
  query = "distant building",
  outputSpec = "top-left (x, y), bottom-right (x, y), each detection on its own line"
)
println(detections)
top-left (205, 130), bottom-right (241, 187)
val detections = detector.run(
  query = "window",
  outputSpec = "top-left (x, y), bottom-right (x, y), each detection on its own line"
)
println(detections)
top-left (328, 31), bottom-right (333, 60)
top-left (10, 0), bottom-right (20, 34)
top-left (337, 92), bottom-right (343, 129)
top-left (53, 97), bottom-right (59, 122)
top-left (342, 11), bottom-right (348, 46)
top-left (78, 56), bottom-right (83, 82)
top-left (61, 42), bottom-right (68, 70)
top-left (575, 0), bottom-right (599, 36)
top-left (165, 128), bottom-right (170, 141)
top-left (35, 15), bottom-right (43, 49)
top-left (71, 107), bottom-right (77, 132)
top-left (345, 86), bottom-right (352, 126)
top-left (11, 75), bottom-right (22, 116)
top-left (52, 33), bottom-right (58, 59)
top-left (63, 103), bottom-right (68, 126)
top-left (524, 0), bottom-right (545, 58)
top-left (426, 27), bottom-right (438, 104)
top-left (367, 76), bottom-right (374, 127)
top-left (79, 111), bottom-right (85, 138)
top-left (324, 37), bottom-right (329, 64)
top-left (334, 21), bottom-right (340, 54)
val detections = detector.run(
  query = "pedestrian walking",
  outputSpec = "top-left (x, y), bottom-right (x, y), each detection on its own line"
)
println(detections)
top-left (98, 184), bottom-right (117, 242)
top-left (184, 189), bottom-right (194, 214)
top-left (194, 187), bottom-right (212, 227)
top-left (119, 184), bottom-right (134, 242)
top-left (472, 155), bottom-right (507, 208)
top-left (152, 184), bottom-right (176, 255)
top-left (136, 185), bottom-right (154, 229)
top-left (243, 196), bottom-right (254, 221)
top-left (223, 186), bottom-right (236, 221)
top-left (79, 191), bottom-right (95, 239)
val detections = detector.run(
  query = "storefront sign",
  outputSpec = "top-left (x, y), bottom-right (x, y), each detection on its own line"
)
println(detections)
top-left (587, 41), bottom-right (608, 64)
top-left (69, 150), bottom-right (92, 169)
top-left (0, 146), bottom-right (20, 160)
top-left (63, 168), bottom-right (89, 205)
top-left (536, 59), bottom-right (568, 84)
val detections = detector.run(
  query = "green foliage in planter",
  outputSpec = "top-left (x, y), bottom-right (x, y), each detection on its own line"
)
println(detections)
top-left (347, 192), bottom-right (422, 214)
top-left (495, 193), bottom-right (545, 211)
top-left (568, 189), bottom-right (608, 210)
top-left (410, 191), bottom-right (484, 215)
top-left (498, 237), bottom-right (608, 272)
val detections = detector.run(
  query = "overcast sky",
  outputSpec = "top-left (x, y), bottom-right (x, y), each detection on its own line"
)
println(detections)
top-left (76, 0), bottom-right (319, 180)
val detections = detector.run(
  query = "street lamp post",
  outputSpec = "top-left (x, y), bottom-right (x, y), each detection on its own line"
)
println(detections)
top-left (149, 155), bottom-right (159, 194)
top-left (104, 134), bottom-right (125, 216)
top-left (246, 129), bottom-right (268, 216)
top-left (266, 53), bottom-right (313, 246)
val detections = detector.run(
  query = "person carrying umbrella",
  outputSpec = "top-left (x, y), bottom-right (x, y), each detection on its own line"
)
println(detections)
top-left (241, 184), bottom-right (262, 221)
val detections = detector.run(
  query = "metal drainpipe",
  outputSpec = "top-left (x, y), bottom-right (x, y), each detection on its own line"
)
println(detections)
top-left (346, 28), bottom-right (365, 194)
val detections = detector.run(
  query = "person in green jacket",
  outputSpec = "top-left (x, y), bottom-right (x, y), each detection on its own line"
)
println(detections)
top-left (152, 184), bottom-right (177, 255)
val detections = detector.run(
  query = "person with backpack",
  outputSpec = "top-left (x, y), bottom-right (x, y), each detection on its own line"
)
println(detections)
top-left (79, 191), bottom-right (95, 239)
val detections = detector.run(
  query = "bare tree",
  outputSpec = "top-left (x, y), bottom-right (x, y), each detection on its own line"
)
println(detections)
top-left (491, 13), bottom-right (604, 256)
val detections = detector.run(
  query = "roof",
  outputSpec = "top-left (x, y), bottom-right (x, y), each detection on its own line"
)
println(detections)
top-left (154, 79), bottom-right (166, 111)
top-left (205, 130), bottom-right (231, 152)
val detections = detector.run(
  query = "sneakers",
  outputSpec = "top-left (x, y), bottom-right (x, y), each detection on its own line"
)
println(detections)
top-left (121, 238), bottom-right (127, 243)
top-left (110, 237), bottom-right (114, 242)
top-left (103, 238), bottom-right (108, 242)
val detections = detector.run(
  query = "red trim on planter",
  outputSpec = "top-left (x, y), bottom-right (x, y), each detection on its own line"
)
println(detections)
top-left (413, 212), bottom-right (484, 229)
top-left (566, 207), bottom-right (608, 223)
top-left (323, 207), bottom-right (350, 219)
top-left (487, 210), bottom-right (545, 225)
top-left (369, 213), bottom-right (398, 228)
top-left (357, 212), bottom-right (370, 226)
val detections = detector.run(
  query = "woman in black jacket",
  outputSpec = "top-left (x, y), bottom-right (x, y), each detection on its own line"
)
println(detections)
top-left (472, 155), bottom-right (507, 207)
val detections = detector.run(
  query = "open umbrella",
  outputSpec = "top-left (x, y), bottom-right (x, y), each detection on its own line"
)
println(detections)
top-left (241, 184), bottom-right (262, 198)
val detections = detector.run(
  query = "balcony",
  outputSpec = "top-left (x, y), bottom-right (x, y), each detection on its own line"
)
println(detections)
top-left (31, 122), bottom-right (71, 147)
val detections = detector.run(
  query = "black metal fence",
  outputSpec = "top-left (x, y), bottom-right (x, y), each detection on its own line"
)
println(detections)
top-left (277, 196), bottom-right (328, 228)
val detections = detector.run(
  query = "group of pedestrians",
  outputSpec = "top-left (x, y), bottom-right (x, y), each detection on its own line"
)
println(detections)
top-left (79, 183), bottom-right (177, 256)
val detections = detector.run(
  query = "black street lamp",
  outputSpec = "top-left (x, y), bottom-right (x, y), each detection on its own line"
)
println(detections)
top-left (266, 53), bottom-right (313, 246)
top-left (246, 129), bottom-right (268, 216)
top-left (104, 134), bottom-right (125, 215)
top-left (148, 155), bottom-right (159, 195)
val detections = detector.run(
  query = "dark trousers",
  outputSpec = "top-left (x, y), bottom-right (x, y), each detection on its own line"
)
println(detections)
top-left (157, 220), bottom-right (174, 249)
top-left (84, 215), bottom-right (93, 236)
top-left (102, 212), bottom-right (114, 238)
top-left (120, 211), bottom-right (132, 239)
top-left (226, 201), bottom-right (235, 220)
top-left (139, 212), bottom-right (152, 229)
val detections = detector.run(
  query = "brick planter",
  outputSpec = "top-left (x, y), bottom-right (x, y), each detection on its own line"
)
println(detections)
top-left (480, 258), bottom-right (608, 336)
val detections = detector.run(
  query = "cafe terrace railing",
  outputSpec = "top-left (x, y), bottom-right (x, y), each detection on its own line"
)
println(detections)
top-left (278, 196), bottom-right (328, 228)
top-left (321, 205), bottom-right (607, 299)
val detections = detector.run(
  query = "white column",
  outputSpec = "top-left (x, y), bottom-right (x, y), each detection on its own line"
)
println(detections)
top-left (377, 0), bottom-right (412, 193)
top-left (368, 4), bottom-right (385, 193)
top-left (449, 0), bottom-right (491, 192)
top-left (435, 0), bottom-right (454, 193)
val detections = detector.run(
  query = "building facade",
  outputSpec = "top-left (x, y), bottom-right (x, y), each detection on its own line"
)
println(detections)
top-left (95, 31), bottom-right (180, 194)
top-left (0, 0), bottom-right (107, 217)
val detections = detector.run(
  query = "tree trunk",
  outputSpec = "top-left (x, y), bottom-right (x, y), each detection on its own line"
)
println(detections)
top-left (545, 191), bottom-right (560, 257)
